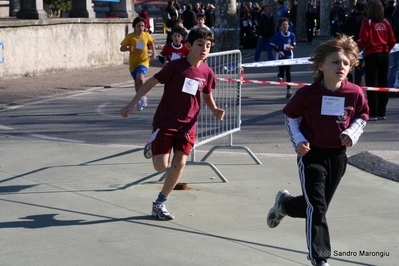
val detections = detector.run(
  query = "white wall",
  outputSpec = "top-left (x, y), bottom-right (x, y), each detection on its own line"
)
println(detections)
top-left (0, 18), bottom-right (131, 80)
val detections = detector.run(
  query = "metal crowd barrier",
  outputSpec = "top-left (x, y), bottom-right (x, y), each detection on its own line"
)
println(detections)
top-left (160, 50), bottom-right (261, 183)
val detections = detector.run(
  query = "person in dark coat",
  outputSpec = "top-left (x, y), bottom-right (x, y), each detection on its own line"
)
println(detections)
top-left (254, 5), bottom-right (275, 61)
top-left (388, 3), bottom-right (399, 88)
top-left (205, 4), bottom-right (216, 29)
top-left (305, 5), bottom-right (317, 44)
top-left (181, 3), bottom-right (196, 30)
top-left (342, 0), bottom-right (366, 85)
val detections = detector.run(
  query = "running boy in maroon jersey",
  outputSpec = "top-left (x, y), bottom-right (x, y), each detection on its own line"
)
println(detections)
top-left (266, 35), bottom-right (369, 266)
top-left (120, 28), bottom-right (225, 221)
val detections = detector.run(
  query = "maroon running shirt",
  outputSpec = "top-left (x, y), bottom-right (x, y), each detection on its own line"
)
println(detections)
top-left (283, 80), bottom-right (369, 149)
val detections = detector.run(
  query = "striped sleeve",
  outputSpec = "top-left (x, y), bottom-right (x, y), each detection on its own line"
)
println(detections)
top-left (285, 115), bottom-right (308, 150)
top-left (341, 118), bottom-right (367, 146)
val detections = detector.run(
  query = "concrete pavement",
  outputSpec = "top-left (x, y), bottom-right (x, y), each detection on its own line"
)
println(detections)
top-left (1, 133), bottom-right (398, 266)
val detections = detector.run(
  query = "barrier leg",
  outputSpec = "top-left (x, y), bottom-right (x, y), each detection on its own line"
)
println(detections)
top-left (158, 161), bottom-right (228, 182)
top-left (201, 145), bottom-right (262, 165)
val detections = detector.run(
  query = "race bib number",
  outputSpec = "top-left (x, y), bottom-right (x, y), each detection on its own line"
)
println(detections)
top-left (136, 42), bottom-right (144, 49)
top-left (182, 78), bottom-right (199, 95)
top-left (321, 96), bottom-right (345, 116)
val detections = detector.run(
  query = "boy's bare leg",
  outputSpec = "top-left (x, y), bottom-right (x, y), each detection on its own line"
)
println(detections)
top-left (153, 150), bottom-right (188, 196)
top-left (134, 73), bottom-right (147, 110)
top-left (151, 151), bottom-right (188, 220)
top-left (134, 73), bottom-right (145, 92)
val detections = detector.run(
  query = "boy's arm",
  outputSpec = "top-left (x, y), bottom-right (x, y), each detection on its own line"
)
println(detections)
top-left (203, 92), bottom-right (225, 121)
top-left (120, 77), bottom-right (159, 117)
top-left (149, 42), bottom-right (156, 60)
top-left (285, 115), bottom-right (310, 155)
top-left (340, 118), bottom-right (367, 147)
top-left (120, 45), bottom-right (133, 52)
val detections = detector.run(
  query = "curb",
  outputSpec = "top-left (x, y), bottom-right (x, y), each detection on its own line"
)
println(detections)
top-left (348, 151), bottom-right (399, 182)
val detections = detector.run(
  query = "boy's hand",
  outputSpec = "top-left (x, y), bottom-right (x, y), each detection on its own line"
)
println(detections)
top-left (295, 141), bottom-right (310, 156)
top-left (340, 134), bottom-right (353, 147)
top-left (120, 104), bottom-right (134, 118)
top-left (213, 108), bottom-right (225, 121)
top-left (150, 54), bottom-right (156, 61)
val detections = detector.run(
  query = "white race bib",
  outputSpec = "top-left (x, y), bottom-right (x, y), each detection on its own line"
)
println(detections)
top-left (170, 53), bottom-right (180, 61)
top-left (182, 78), bottom-right (199, 95)
top-left (321, 96), bottom-right (345, 116)
top-left (136, 42), bottom-right (144, 49)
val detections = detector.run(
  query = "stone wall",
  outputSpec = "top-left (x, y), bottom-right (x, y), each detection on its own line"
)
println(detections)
top-left (0, 0), bottom-right (9, 18)
top-left (0, 18), bottom-right (132, 80)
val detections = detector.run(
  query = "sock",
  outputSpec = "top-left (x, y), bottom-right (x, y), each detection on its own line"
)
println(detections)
top-left (155, 192), bottom-right (168, 203)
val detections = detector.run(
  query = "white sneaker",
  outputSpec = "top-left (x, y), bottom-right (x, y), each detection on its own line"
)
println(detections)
top-left (140, 96), bottom-right (148, 107)
top-left (136, 96), bottom-right (147, 111)
top-left (316, 262), bottom-right (330, 266)
top-left (267, 189), bottom-right (292, 228)
top-left (152, 202), bottom-right (174, 220)
top-left (143, 142), bottom-right (152, 159)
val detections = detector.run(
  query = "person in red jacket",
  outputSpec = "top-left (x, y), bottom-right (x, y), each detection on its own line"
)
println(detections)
top-left (357, 0), bottom-right (396, 121)
top-left (139, 5), bottom-right (151, 33)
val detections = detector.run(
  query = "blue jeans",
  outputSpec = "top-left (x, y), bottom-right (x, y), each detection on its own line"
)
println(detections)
top-left (388, 50), bottom-right (399, 88)
top-left (254, 37), bottom-right (274, 62)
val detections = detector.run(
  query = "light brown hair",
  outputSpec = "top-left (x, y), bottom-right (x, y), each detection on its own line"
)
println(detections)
top-left (309, 34), bottom-right (359, 82)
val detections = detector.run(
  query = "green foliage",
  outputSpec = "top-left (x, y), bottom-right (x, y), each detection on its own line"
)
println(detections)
top-left (44, 0), bottom-right (72, 16)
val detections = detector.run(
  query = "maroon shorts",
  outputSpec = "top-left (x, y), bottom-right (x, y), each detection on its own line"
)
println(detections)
top-left (151, 129), bottom-right (195, 156)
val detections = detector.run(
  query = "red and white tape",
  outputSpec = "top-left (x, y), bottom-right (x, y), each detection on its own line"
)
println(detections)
top-left (216, 77), bottom-right (399, 93)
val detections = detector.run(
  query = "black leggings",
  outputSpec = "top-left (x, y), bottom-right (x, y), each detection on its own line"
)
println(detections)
top-left (283, 147), bottom-right (347, 265)
top-left (278, 65), bottom-right (291, 90)
top-left (364, 52), bottom-right (390, 117)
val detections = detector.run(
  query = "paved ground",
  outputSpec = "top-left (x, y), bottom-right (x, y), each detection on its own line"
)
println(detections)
top-left (1, 33), bottom-right (398, 266)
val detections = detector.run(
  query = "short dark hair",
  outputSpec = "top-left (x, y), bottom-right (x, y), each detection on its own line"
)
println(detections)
top-left (197, 14), bottom-right (206, 21)
top-left (278, 17), bottom-right (289, 26)
top-left (132, 16), bottom-right (145, 28)
top-left (355, 0), bottom-right (366, 12)
top-left (186, 28), bottom-right (214, 45)
top-left (171, 26), bottom-right (187, 37)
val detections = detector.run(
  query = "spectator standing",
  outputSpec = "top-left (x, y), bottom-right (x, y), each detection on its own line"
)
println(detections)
top-left (305, 5), bottom-right (317, 45)
top-left (330, 13), bottom-right (342, 38)
top-left (276, 0), bottom-right (288, 31)
top-left (342, 0), bottom-right (366, 85)
top-left (254, 5), bottom-right (275, 62)
top-left (139, 5), bottom-right (151, 33)
top-left (193, 14), bottom-right (210, 31)
top-left (159, 7), bottom-right (170, 33)
top-left (205, 4), bottom-right (216, 29)
top-left (165, 1), bottom-right (178, 20)
top-left (388, 3), bottom-right (399, 88)
top-left (315, 0), bottom-right (321, 34)
top-left (193, 2), bottom-right (201, 17)
top-left (181, 3), bottom-right (196, 30)
top-left (290, 0), bottom-right (298, 33)
top-left (384, 0), bottom-right (395, 22)
top-left (329, 1), bottom-right (346, 36)
top-left (271, 17), bottom-right (296, 98)
top-left (240, 5), bottom-right (253, 48)
top-left (357, 0), bottom-right (396, 121)
top-left (330, 0), bottom-right (345, 22)
top-left (120, 17), bottom-right (156, 111)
